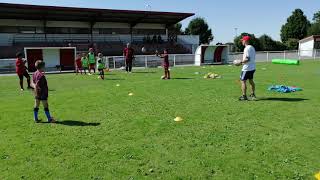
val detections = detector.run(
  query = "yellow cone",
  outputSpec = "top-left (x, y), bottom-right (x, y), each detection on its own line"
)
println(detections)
top-left (315, 172), bottom-right (320, 180)
top-left (116, 84), bottom-right (120, 87)
top-left (128, 93), bottom-right (134, 96)
top-left (174, 117), bottom-right (183, 122)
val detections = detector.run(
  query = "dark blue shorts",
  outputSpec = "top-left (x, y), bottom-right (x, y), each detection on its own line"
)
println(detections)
top-left (240, 70), bottom-right (255, 81)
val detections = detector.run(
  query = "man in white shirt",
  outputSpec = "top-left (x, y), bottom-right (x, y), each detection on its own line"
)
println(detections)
top-left (239, 36), bottom-right (256, 101)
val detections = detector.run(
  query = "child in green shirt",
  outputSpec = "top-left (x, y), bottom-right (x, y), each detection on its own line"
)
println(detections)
top-left (81, 53), bottom-right (89, 75)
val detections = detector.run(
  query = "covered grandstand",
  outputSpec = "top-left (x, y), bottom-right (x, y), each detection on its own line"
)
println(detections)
top-left (0, 3), bottom-right (196, 58)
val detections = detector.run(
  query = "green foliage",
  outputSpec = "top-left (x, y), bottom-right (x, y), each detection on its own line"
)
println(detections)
top-left (313, 11), bottom-right (320, 23)
top-left (280, 9), bottom-right (311, 42)
top-left (285, 38), bottom-right (299, 50)
top-left (234, 33), bottom-right (261, 52)
top-left (168, 23), bottom-right (184, 35)
top-left (308, 23), bottom-right (320, 36)
top-left (259, 35), bottom-right (287, 51)
top-left (185, 17), bottom-right (213, 44)
top-left (1, 62), bottom-right (320, 179)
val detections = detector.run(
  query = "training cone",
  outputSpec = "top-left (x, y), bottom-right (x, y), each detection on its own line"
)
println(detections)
top-left (315, 172), bottom-right (320, 180)
top-left (116, 84), bottom-right (120, 87)
top-left (128, 93), bottom-right (134, 96)
top-left (174, 117), bottom-right (183, 122)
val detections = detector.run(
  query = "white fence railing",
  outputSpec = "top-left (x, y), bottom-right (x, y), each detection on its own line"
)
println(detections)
top-left (229, 49), bottom-right (320, 63)
top-left (1, 50), bottom-right (319, 73)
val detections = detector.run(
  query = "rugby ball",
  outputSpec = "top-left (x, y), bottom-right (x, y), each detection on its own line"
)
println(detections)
top-left (233, 60), bottom-right (242, 66)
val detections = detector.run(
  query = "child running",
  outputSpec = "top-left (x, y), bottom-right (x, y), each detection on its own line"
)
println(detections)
top-left (97, 53), bottom-right (105, 80)
top-left (32, 60), bottom-right (56, 123)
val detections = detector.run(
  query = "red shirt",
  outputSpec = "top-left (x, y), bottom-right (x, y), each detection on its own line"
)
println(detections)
top-left (75, 57), bottom-right (82, 68)
top-left (32, 70), bottom-right (48, 98)
top-left (16, 58), bottom-right (27, 75)
top-left (123, 48), bottom-right (134, 60)
top-left (161, 53), bottom-right (169, 67)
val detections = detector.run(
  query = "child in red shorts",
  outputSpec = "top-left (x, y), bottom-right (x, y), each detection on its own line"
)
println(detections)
top-left (15, 52), bottom-right (32, 91)
top-left (32, 60), bottom-right (56, 123)
top-left (157, 49), bottom-right (171, 80)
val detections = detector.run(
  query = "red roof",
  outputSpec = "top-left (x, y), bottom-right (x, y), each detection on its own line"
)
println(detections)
top-left (0, 3), bottom-right (194, 26)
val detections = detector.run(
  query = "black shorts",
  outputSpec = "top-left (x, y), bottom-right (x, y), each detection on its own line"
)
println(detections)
top-left (18, 71), bottom-right (30, 80)
top-left (35, 96), bottom-right (48, 101)
top-left (240, 70), bottom-right (255, 81)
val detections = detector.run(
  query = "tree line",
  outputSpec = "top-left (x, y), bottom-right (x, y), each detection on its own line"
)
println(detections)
top-left (172, 9), bottom-right (320, 52)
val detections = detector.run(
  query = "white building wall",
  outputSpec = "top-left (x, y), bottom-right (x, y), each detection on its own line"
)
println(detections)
top-left (177, 35), bottom-right (199, 45)
top-left (46, 21), bottom-right (90, 28)
top-left (133, 23), bottom-right (165, 29)
top-left (94, 22), bottom-right (130, 28)
top-left (42, 49), bottom-right (60, 68)
top-left (299, 39), bottom-right (314, 57)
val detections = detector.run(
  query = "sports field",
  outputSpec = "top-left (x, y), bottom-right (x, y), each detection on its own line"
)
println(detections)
top-left (1, 61), bottom-right (320, 179)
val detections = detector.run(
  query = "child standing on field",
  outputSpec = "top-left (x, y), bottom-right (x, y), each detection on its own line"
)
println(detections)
top-left (81, 53), bottom-right (89, 75)
top-left (97, 53), bottom-right (105, 80)
top-left (15, 52), bottom-right (33, 90)
top-left (32, 60), bottom-right (56, 123)
top-left (75, 54), bottom-right (82, 75)
top-left (156, 49), bottom-right (171, 80)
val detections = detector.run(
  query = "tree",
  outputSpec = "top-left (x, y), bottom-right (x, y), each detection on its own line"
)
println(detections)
top-left (234, 33), bottom-right (261, 52)
top-left (185, 17), bottom-right (213, 44)
top-left (308, 11), bottom-right (320, 36)
top-left (285, 38), bottom-right (299, 50)
top-left (258, 34), bottom-right (287, 51)
top-left (168, 23), bottom-right (184, 35)
top-left (259, 34), bottom-right (277, 51)
top-left (313, 11), bottom-right (320, 23)
top-left (280, 9), bottom-right (311, 42)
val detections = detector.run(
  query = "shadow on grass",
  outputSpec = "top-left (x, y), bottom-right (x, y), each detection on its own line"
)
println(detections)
top-left (259, 97), bottom-right (309, 102)
top-left (40, 120), bottom-right (100, 126)
top-left (171, 78), bottom-right (194, 80)
top-left (132, 72), bottom-right (156, 74)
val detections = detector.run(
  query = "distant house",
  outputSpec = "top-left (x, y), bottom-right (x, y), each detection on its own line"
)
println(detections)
top-left (299, 35), bottom-right (320, 57)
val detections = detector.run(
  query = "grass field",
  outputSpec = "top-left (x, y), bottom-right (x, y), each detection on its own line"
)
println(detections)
top-left (1, 61), bottom-right (320, 179)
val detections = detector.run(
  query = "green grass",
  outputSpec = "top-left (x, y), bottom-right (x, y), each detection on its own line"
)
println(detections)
top-left (1, 61), bottom-right (320, 179)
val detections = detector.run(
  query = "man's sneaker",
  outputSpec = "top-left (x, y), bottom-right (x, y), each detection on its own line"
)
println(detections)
top-left (48, 117), bottom-right (56, 123)
top-left (20, 88), bottom-right (24, 91)
top-left (34, 119), bottom-right (41, 123)
top-left (249, 94), bottom-right (257, 101)
top-left (239, 95), bottom-right (248, 101)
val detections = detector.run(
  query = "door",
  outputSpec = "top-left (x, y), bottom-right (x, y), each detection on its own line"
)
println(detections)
top-left (26, 49), bottom-right (43, 72)
top-left (60, 49), bottom-right (75, 70)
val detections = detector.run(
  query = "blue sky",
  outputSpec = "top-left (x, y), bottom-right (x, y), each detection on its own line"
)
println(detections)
top-left (1, 0), bottom-right (319, 43)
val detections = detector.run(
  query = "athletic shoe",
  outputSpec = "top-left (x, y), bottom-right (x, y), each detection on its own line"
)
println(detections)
top-left (249, 94), bottom-right (257, 101)
top-left (20, 88), bottom-right (24, 91)
top-left (34, 119), bottom-right (41, 123)
top-left (27, 86), bottom-right (34, 90)
top-left (48, 117), bottom-right (56, 123)
top-left (239, 95), bottom-right (248, 101)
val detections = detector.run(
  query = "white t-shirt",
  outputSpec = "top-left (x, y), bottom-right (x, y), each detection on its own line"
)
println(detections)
top-left (242, 45), bottom-right (256, 71)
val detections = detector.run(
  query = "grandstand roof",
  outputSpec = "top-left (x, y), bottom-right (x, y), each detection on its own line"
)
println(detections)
top-left (0, 3), bottom-right (194, 26)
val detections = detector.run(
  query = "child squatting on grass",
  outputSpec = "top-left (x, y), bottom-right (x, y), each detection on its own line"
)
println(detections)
top-left (32, 60), bottom-right (56, 123)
